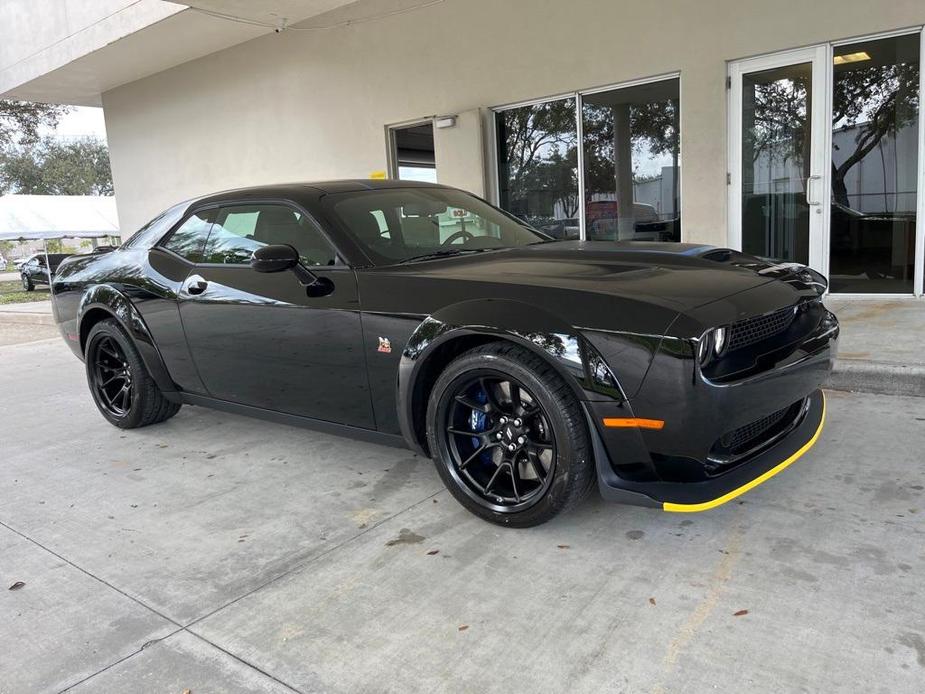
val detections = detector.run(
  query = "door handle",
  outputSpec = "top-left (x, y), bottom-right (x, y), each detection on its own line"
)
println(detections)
top-left (184, 275), bottom-right (208, 296)
top-left (805, 175), bottom-right (822, 206)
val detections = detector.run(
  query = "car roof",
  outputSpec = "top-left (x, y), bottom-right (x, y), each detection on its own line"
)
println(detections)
top-left (191, 179), bottom-right (448, 207)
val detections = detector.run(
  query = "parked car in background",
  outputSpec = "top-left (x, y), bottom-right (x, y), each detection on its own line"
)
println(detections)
top-left (538, 218), bottom-right (580, 240)
top-left (20, 253), bottom-right (71, 291)
top-left (53, 181), bottom-right (837, 527)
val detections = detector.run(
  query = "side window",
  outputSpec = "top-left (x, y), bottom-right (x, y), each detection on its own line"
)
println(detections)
top-left (122, 202), bottom-right (188, 249)
top-left (161, 210), bottom-right (215, 262)
top-left (202, 204), bottom-right (337, 266)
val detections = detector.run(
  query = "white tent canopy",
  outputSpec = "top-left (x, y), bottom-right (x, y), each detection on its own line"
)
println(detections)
top-left (0, 194), bottom-right (119, 241)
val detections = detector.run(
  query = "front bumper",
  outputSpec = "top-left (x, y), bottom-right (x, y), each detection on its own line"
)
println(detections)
top-left (588, 389), bottom-right (826, 510)
top-left (585, 304), bottom-right (837, 511)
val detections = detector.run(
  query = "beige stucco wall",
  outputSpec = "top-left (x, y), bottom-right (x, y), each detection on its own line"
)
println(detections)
top-left (102, 0), bottom-right (925, 241)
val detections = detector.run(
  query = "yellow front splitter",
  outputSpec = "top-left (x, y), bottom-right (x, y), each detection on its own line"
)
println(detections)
top-left (663, 391), bottom-right (827, 513)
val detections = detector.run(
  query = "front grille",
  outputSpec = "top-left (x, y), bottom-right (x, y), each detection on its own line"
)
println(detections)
top-left (718, 404), bottom-right (791, 453)
top-left (707, 398), bottom-right (807, 471)
top-left (726, 305), bottom-right (796, 353)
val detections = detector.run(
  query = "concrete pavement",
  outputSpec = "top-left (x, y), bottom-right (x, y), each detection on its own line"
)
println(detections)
top-left (1, 336), bottom-right (924, 692)
top-left (0, 300), bottom-right (57, 345)
top-left (825, 297), bottom-right (925, 397)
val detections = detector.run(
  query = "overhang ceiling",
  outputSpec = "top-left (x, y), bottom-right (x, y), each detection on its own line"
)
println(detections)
top-left (0, 0), bottom-right (363, 106)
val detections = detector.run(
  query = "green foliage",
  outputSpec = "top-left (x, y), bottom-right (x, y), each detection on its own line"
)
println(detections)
top-left (0, 136), bottom-right (113, 195)
top-left (0, 280), bottom-right (50, 304)
top-left (0, 100), bottom-right (70, 149)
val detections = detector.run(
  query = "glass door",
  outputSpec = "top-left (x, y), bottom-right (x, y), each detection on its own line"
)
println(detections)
top-left (828, 34), bottom-right (920, 293)
top-left (729, 47), bottom-right (829, 272)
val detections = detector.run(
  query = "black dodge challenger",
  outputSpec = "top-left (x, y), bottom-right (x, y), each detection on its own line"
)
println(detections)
top-left (52, 180), bottom-right (838, 526)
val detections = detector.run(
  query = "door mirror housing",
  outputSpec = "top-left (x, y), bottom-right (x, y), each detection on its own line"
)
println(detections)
top-left (250, 244), bottom-right (299, 273)
top-left (250, 243), bottom-right (334, 297)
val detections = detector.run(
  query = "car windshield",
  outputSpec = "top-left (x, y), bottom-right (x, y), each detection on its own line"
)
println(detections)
top-left (325, 187), bottom-right (549, 265)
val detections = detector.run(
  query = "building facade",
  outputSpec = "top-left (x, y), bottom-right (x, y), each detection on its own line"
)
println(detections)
top-left (2, 0), bottom-right (924, 295)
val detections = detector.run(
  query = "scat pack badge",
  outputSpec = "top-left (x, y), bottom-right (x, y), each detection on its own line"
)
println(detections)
top-left (377, 337), bottom-right (392, 354)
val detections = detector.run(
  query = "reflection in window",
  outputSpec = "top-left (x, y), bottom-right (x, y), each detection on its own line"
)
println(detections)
top-left (202, 205), bottom-right (336, 266)
top-left (829, 35), bottom-right (919, 293)
top-left (582, 79), bottom-right (680, 242)
top-left (496, 98), bottom-right (580, 240)
top-left (162, 210), bottom-right (215, 262)
top-left (328, 188), bottom-right (546, 264)
top-left (741, 63), bottom-right (812, 264)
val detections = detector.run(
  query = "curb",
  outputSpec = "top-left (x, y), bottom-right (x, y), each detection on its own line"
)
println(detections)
top-left (826, 360), bottom-right (925, 398)
top-left (0, 311), bottom-right (56, 326)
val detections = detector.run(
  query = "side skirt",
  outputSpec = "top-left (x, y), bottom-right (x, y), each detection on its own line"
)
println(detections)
top-left (180, 393), bottom-right (410, 450)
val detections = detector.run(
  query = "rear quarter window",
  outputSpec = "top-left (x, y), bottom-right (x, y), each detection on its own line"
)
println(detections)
top-left (121, 202), bottom-right (189, 250)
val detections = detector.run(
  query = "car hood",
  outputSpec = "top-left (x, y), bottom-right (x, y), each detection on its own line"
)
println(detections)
top-left (396, 241), bottom-right (820, 313)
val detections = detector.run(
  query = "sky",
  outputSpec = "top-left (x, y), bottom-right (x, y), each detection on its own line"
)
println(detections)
top-left (43, 105), bottom-right (107, 141)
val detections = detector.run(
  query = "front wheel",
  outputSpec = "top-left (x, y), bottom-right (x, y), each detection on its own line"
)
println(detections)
top-left (85, 319), bottom-right (181, 429)
top-left (21, 274), bottom-right (34, 291)
top-left (426, 343), bottom-right (594, 527)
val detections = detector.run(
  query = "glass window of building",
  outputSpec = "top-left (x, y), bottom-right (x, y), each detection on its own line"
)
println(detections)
top-left (829, 34), bottom-right (920, 293)
top-left (582, 78), bottom-right (681, 242)
top-left (495, 98), bottom-right (580, 240)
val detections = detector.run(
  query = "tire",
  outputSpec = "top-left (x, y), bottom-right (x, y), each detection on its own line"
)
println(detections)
top-left (85, 319), bottom-right (181, 429)
top-left (21, 274), bottom-right (34, 291)
top-left (426, 342), bottom-right (594, 527)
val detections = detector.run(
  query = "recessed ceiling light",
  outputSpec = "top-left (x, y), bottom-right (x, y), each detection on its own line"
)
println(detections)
top-left (834, 51), bottom-right (871, 65)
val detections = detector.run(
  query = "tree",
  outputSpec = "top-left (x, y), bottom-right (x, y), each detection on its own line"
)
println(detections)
top-left (498, 100), bottom-right (578, 220)
top-left (830, 62), bottom-right (919, 207)
top-left (498, 95), bottom-right (681, 223)
top-left (744, 57), bottom-right (920, 208)
top-left (0, 100), bottom-right (70, 149)
top-left (0, 137), bottom-right (113, 195)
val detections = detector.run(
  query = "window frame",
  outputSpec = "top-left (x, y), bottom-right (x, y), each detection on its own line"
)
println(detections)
top-left (155, 198), bottom-right (345, 268)
top-left (489, 72), bottom-right (683, 242)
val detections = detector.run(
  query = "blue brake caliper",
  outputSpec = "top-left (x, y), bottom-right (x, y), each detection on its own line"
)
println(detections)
top-left (468, 386), bottom-right (492, 465)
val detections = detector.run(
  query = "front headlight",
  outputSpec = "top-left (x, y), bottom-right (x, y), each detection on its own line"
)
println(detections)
top-left (698, 327), bottom-right (728, 363)
top-left (713, 326), bottom-right (726, 356)
top-left (698, 332), bottom-right (711, 362)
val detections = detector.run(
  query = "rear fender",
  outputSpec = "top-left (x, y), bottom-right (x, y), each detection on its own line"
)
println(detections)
top-left (78, 285), bottom-right (178, 396)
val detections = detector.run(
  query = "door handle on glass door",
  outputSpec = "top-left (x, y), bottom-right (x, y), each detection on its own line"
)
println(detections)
top-left (805, 175), bottom-right (822, 206)
top-left (184, 275), bottom-right (208, 295)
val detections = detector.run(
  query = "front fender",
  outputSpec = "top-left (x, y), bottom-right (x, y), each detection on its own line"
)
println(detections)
top-left (396, 299), bottom-right (627, 454)
top-left (78, 285), bottom-right (178, 395)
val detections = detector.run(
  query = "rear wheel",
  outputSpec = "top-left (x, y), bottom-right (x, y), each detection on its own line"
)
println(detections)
top-left (85, 319), bottom-right (181, 429)
top-left (21, 274), bottom-right (34, 291)
top-left (427, 343), bottom-right (594, 527)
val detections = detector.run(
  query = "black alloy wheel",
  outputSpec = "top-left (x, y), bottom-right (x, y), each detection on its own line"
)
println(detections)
top-left (84, 319), bottom-right (181, 429)
top-left (444, 373), bottom-right (556, 512)
top-left (427, 343), bottom-right (594, 527)
top-left (90, 335), bottom-right (134, 417)
top-left (22, 274), bottom-right (34, 291)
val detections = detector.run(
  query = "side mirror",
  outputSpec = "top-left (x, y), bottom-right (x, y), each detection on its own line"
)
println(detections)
top-left (250, 244), bottom-right (299, 273)
top-left (249, 243), bottom-right (334, 297)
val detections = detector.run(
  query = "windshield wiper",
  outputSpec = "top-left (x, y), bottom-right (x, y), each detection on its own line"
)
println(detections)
top-left (398, 248), bottom-right (495, 264)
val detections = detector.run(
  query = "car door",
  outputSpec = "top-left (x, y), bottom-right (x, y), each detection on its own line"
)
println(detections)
top-left (176, 201), bottom-right (374, 428)
top-left (28, 258), bottom-right (43, 283)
